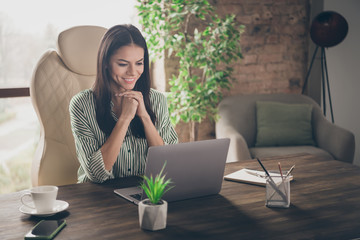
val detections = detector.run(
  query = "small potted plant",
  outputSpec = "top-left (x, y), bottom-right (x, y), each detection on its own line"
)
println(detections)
top-left (138, 163), bottom-right (173, 231)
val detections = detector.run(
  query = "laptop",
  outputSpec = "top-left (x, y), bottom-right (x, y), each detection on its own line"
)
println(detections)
top-left (114, 138), bottom-right (230, 205)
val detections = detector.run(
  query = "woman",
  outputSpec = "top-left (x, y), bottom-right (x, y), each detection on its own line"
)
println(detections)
top-left (69, 24), bottom-right (178, 183)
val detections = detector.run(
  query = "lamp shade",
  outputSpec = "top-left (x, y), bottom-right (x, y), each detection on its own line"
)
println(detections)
top-left (310, 11), bottom-right (348, 47)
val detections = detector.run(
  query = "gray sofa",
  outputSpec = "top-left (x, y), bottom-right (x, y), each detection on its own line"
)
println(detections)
top-left (216, 93), bottom-right (355, 163)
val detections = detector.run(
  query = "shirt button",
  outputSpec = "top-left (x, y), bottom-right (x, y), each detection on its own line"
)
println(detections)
top-left (128, 149), bottom-right (131, 153)
top-left (128, 168), bottom-right (131, 172)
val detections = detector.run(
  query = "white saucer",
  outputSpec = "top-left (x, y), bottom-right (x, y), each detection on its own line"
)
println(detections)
top-left (19, 200), bottom-right (69, 217)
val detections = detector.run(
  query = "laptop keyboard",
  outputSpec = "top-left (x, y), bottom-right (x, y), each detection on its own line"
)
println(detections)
top-left (130, 193), bottom-right (142, 201)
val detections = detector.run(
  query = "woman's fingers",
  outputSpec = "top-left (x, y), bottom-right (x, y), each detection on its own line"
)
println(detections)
top-left (119, 96), bottom-right (138, 119)
top-left (118, 91), bottom-right (142, 102)
top-left (119, 91), bottom-right (148, 118)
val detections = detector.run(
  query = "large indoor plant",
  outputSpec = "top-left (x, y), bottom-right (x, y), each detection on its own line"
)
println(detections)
top-left (138, 164), bottom-right (173, 231)
top-left (137, 0), bottom-right (244, 141)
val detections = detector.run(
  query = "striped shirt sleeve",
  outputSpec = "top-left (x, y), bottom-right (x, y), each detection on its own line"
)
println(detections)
top-left (150, 89), bottom-right (178, 145)
top-left (69, 90), bottom-right (113, 183)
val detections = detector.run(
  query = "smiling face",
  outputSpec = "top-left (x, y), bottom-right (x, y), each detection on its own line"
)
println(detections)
top-left (108, 44), bottom-right (145, 92)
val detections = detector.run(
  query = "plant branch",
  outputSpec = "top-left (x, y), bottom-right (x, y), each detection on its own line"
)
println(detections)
top-left (184, 12), bottom-right (193, 80)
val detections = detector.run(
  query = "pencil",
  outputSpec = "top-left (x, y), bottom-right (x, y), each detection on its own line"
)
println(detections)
top-left (278, 162), bottom-right (284, 181)
top-left (285, 165), bottom-right (295, 177)
top-left (256, 158), bottom-right (271, 177)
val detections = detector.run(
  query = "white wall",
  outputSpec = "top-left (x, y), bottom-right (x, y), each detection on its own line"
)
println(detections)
top-left (323, 0), bottom-right (360, 166)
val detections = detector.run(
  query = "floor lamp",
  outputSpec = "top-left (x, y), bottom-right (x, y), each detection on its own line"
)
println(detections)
top-left (302, 11), bottom-right (348, 123)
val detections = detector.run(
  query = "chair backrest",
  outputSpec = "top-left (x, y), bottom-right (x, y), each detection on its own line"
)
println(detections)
top-left (30, 26), bottom-right (107, 186)
top-left (216, 93), bottom-right (324, 148)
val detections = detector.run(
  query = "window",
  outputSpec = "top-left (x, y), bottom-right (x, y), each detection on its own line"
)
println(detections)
top-left (0, 0), bottom-right (138, 193)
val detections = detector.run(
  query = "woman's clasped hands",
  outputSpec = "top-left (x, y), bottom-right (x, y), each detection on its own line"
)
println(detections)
top-left (114, 90), bottom-right (148, 121)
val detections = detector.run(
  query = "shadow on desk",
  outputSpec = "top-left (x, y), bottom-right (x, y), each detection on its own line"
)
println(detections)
top-left (142, 194), bottom-right (276, 239)
top-left (280, 202), bottom-right (359, 239)
top-left (25, 211), bottom-right (70, 222)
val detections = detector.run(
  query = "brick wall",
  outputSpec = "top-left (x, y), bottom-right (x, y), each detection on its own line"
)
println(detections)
top-left (167, 0), bottom-right (311, 142)
top-left (216, 0), bottom-right (310, 95)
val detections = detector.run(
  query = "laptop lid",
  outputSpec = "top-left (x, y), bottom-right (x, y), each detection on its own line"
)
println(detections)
top-left (114, 138), bottom-right (230, 204)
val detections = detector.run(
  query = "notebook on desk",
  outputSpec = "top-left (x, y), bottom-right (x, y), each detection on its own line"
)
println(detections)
top-left (224, 168), bottom-right (294, 186)
top-left (114, 138), bottom-right (230, 205)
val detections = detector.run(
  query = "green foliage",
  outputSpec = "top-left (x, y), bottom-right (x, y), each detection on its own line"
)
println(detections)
top-left (0, 111), bottom-right (16, 124)
top-left (140, 163), bottom-right (174, 205)
top-left (137, 0), bottom-right (244, 127)
top-left (0, 145), bottom-right (33, 194)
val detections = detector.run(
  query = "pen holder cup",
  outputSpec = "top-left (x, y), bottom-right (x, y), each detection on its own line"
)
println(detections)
top-left (265, 176), bottom-right (290, 208)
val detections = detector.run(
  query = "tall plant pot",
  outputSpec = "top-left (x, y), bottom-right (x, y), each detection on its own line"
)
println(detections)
top-left (138, 199), bottom-right (168, 231)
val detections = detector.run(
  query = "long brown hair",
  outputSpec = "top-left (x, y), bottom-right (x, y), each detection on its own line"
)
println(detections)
top-left (93, 24), bottom-right (156, 138)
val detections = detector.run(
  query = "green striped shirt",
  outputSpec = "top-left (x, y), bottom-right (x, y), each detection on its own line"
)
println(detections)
top-left (69, 88), bottom-right (178, 183)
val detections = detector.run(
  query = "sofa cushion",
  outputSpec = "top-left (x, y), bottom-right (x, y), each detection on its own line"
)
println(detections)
top-left (249, 146), bottom-right (334, 160)
top-left (255, 101), bottom-right (315, 147)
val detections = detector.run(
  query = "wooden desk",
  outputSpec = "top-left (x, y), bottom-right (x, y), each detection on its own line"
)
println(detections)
top-left (1, 154), bottom-right (360, 240)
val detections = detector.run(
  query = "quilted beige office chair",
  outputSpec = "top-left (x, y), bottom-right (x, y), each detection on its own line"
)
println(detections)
top-left (30, 25), bottom-right (107, 186)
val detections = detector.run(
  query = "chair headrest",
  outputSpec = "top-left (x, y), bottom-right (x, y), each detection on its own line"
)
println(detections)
top-left (57, 25), bottom-right (107, 76)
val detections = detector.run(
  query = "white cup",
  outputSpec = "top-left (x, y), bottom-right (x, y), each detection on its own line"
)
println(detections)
top-left (21, 185), bottom-right (58, 213)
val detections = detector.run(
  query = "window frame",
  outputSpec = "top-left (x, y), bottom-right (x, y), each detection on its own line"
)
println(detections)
top-left (0, 88), bottom-right (30, 98)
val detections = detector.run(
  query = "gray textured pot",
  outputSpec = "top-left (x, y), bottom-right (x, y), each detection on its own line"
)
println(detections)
top-left (138, 199), bottom-right (168, 231)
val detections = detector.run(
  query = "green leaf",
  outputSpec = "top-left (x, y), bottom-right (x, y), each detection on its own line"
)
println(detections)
top-left (139, 162), bottom-right (174, 204)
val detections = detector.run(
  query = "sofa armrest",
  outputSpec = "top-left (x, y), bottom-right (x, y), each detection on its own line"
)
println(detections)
top-left (315, 119), bottom-right (355, 163)
top-left (216, 126), bottom-right (252, 162)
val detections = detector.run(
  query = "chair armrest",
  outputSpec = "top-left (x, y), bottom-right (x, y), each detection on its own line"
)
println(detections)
top-left (315, 118), bottom-right (355, 163)
top-left (216, 126), bottom-right (252, 162)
